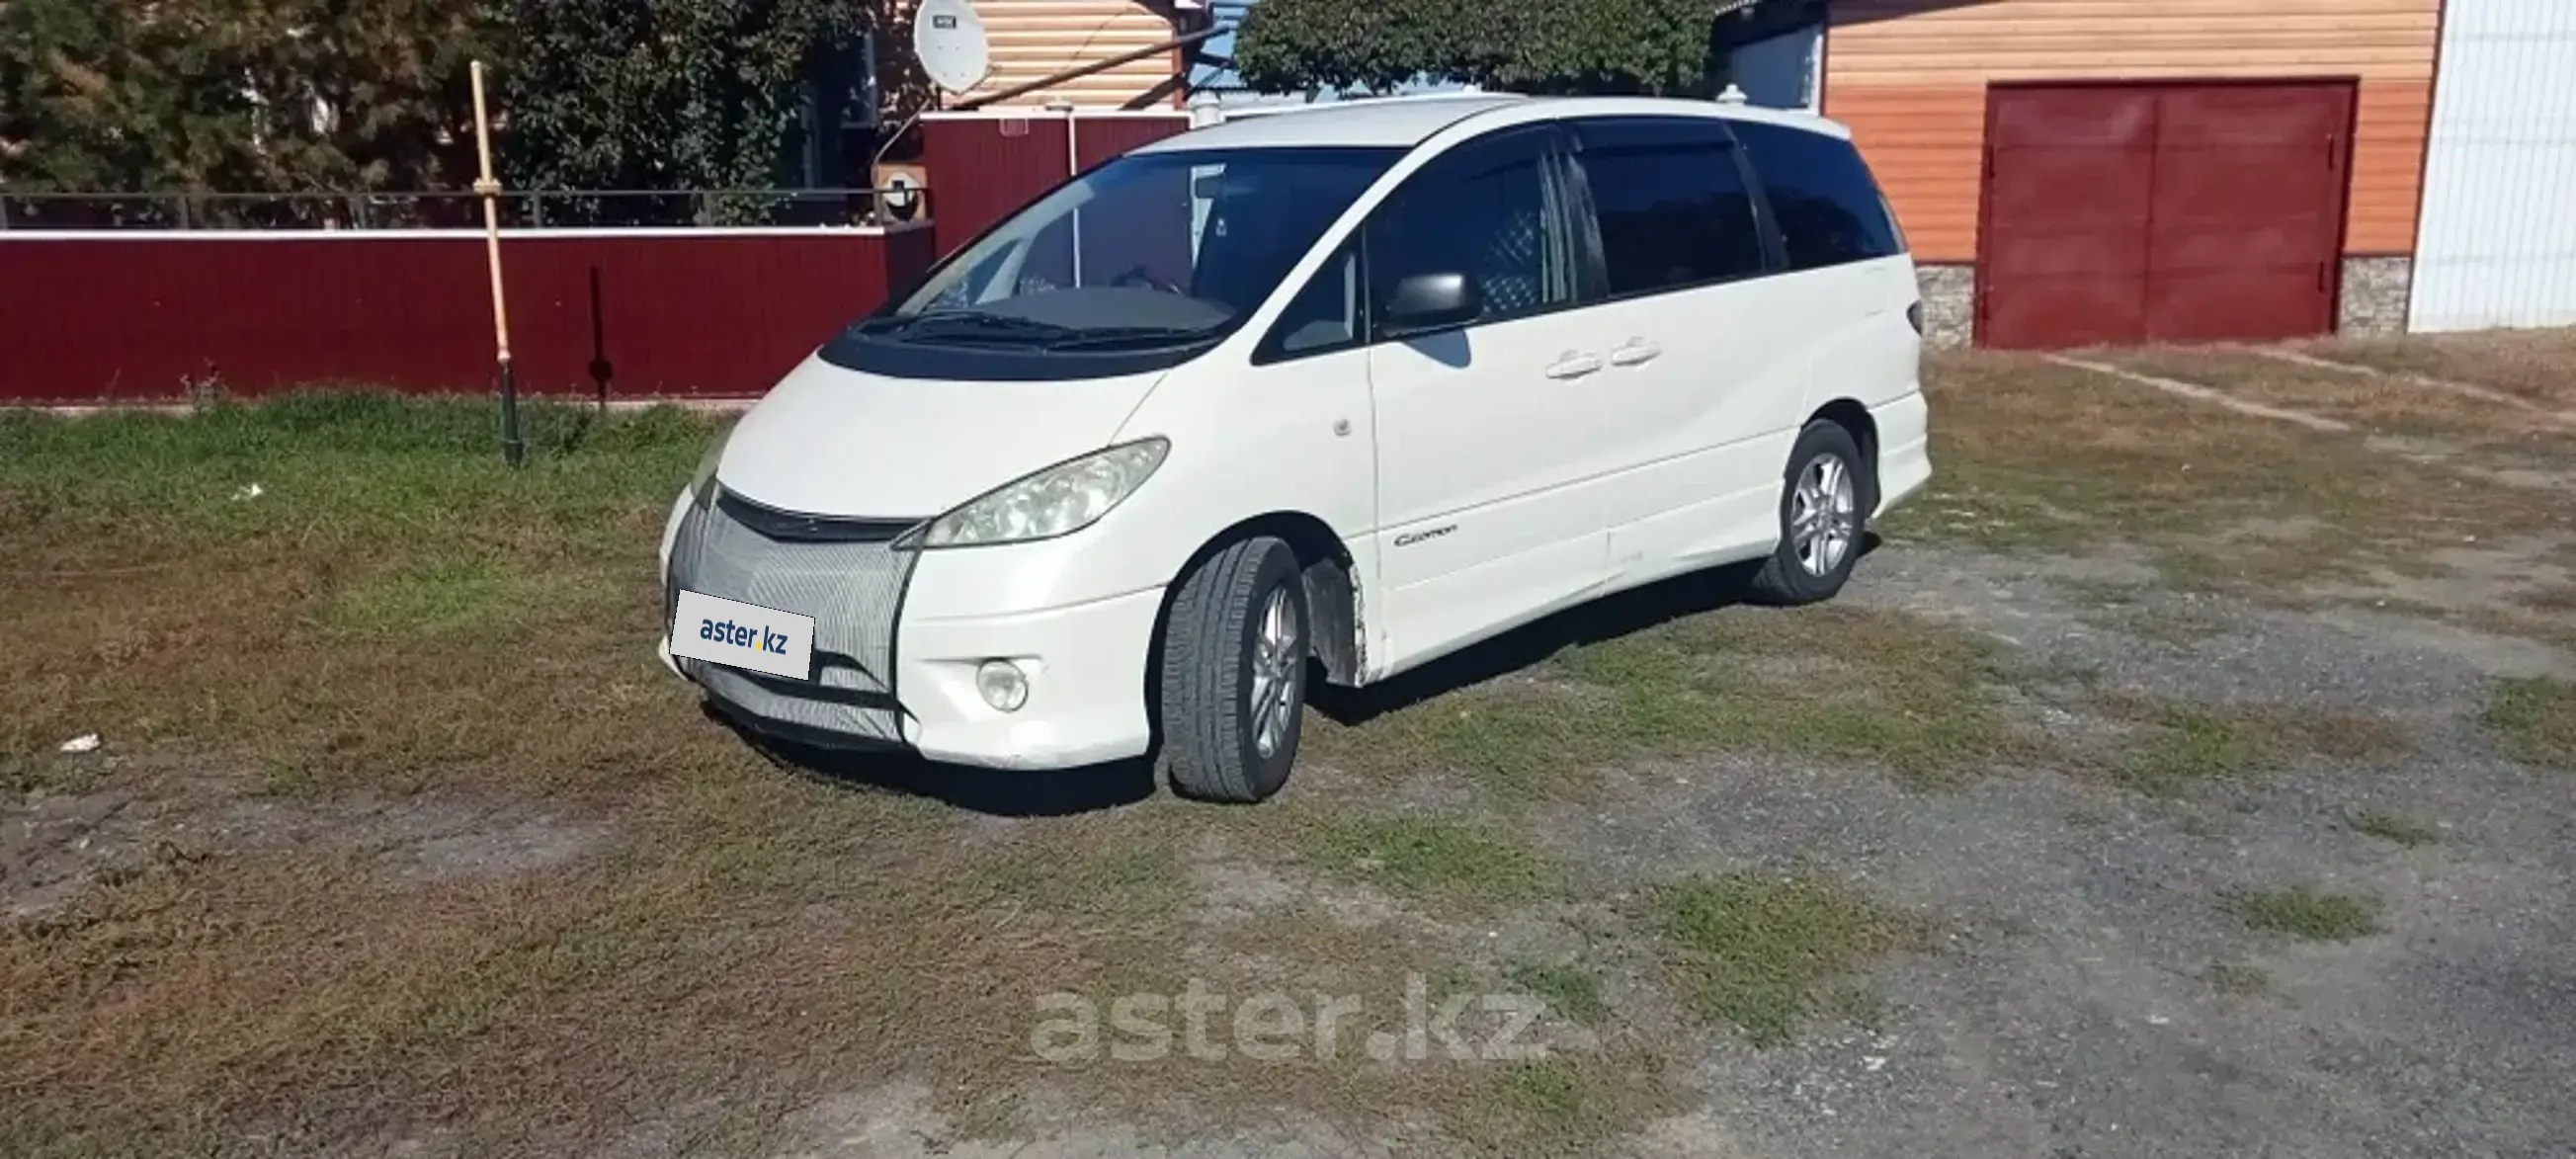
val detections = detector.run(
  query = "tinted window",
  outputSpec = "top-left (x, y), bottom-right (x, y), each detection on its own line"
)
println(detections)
top-left (1367, 129), bottom-right (1574, 329)
top-left (1731, 122), bottom-right (1904, 270)
top-left (1571, 118), bottom-right (1769, 296)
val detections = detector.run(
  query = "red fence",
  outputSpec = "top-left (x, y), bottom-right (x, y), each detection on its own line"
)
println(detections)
top-left (0, 113), bottom-right (1198, 405)
top-left (920, 111), bottom-right (1194, 258)
top-left (0, 223), bottom-right (938, 402)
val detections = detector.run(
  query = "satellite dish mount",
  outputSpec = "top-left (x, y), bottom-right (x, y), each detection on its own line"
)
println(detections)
top-left (866, 0), bottom-right (992, 224)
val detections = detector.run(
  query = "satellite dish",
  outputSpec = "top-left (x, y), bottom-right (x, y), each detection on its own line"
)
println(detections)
top-left (914, 0), bottom-right (991, 95)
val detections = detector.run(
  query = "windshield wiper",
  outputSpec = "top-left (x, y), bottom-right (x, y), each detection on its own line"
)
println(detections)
top-left (863, 310), bottom-right (1076, 346)
top-left (1042, 325), bottom-right (1222, 352)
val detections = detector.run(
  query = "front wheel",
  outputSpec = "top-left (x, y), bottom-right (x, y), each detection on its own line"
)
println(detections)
top-left (1749, 421), bottom-right (1870, 606)
top-left (1155, 537), bottom-right (1308, 803)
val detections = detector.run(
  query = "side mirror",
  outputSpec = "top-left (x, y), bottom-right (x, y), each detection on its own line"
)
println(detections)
top-left (1380, 272), bottom-right (1481, 332)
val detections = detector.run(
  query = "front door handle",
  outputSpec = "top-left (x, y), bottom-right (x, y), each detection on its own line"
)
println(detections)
top-left (1610, 341), bottom-right (1663, 368)
top-left (1545, 353), bottom-right (1603, 380)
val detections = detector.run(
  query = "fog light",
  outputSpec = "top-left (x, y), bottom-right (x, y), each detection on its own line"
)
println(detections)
top-left (976, 660), bottom-right (1030, 712)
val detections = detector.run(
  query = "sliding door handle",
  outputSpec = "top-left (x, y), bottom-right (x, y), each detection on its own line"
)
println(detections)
top-left (1544, 354), bottom-right (1603, 380)
top-left (1610, 341), bottom-right (1663, 368)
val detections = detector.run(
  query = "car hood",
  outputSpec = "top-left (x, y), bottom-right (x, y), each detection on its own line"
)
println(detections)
top-left (711, 353), bottom-right (1165, 519)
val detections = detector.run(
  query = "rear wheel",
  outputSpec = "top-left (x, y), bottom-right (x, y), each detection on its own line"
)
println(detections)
top-left (1749, 421), bottom-right (1870, 606)
top-left (1155, 537), bottom-right (1307, 803)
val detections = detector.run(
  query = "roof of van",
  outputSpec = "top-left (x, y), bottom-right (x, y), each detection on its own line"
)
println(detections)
top-left (1130, 94), bottom-right (1854, 153)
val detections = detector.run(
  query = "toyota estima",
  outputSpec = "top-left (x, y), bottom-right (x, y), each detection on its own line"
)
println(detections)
top-left (660, 94), bottom-right (1930, 803)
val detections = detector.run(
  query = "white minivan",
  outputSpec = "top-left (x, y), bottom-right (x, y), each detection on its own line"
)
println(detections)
top-left (660, 94), bottom-right (1930, 802)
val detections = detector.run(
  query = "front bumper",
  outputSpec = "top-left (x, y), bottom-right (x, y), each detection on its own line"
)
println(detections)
top-left (661, 487), bottom-right (1162, 771)
top-left (888, 583), bottom-right (1164, 769)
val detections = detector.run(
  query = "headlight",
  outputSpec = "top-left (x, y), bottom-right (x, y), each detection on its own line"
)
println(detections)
top-left (689, 424), bottom-right (733, 509)
top-left (913, 438), bottom-right (1169, 549)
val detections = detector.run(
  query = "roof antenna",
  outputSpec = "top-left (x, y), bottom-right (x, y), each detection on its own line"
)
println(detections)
top-left (1717, 83), bottom-right (1750, 105)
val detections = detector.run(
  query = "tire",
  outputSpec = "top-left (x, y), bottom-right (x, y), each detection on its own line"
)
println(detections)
top-left (1749, 420), bottom-right (1870, 606)
top-left (1155, 536), bottom-right (1308, 803)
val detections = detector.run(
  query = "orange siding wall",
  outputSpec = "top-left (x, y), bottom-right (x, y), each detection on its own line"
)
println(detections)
top-left (1824, 0), bottom-right (2441, 262)
top-left (961, 1), bottom-right (1185, 108)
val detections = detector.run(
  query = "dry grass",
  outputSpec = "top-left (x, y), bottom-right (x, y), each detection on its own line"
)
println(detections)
top-left (0, 397), bottom-right (727, 798)
top-left (2, 772), bottom-right (1006, 1153)
top-left (2347, 807), bottom-right (2442, 848)
top-left (2106, 699), bottom-right (2413, 797)
top-left (2104, 346), bottom-right (2576, 452)
top-left (1, 397), bottom-right (1711, 1154)
top-left (1304, 813), bottom-right (1560, 909)
top-left (1887, 350), bottom-right (2576, 608)
top-left (1304, 600), bottom-right (2044, 799)
top-left (2307, 330), bottom-right (2576, 410)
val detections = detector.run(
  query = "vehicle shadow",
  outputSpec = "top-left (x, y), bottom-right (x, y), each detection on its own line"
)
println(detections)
top-left (1310, 533), bottom-right (1886, 724)
top-left (718, 535), bottom-right (1883, 816)
top-left (704, 706), bottom-right (1159, 818)
top-left (1307, 560), bottom-right (1753, 726)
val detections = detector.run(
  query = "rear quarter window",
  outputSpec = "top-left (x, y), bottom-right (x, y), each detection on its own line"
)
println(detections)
top-left (1731, 121), bottom-right (1905, 270)
top-left (1567, 116), bottom-right (1770, 297)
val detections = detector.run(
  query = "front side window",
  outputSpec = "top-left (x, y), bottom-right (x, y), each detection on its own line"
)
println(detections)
top-left (1265, 241), bottom-right (1364, 359)
top-left (1731, 121), bottom-right (1904, 271)
top-left (874, 145), bottom-right (1399, 350)
top-left (1365, 129), bottom-right (1576, 330)
top-left (1570, 117), bottom-right (1770, 296)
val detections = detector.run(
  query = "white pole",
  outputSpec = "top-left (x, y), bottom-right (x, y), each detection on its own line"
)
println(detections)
top-left (1056, 98), bottom-right (1083, 288)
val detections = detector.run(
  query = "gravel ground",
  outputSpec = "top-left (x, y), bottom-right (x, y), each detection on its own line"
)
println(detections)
top-left (726, 539), bottom-right (2576, 1159)
top-left (1553, 542), bottom-right (2576, 1159)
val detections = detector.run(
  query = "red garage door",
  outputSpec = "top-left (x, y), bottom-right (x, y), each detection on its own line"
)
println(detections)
top-left (1976, 82), bottom-right (2355, 350)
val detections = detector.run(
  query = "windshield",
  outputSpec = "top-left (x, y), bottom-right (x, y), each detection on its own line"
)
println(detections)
top-left (878, 146), bottom-right (1401, 347)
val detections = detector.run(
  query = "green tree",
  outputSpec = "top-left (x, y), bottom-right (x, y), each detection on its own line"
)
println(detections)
top-left (497, 0), bottom-right (905, 223)
top-left (1234, 0), bottom-right (1723, 98)
top-left (0, 0), bottom-right (491, 219)
top-left (0, 0), bottom-right (920, 224)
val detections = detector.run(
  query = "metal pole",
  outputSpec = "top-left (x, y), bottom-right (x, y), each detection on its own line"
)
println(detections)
top-left (470, 60), bottom-right (526, 468)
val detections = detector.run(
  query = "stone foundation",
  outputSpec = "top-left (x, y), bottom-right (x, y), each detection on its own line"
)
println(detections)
top-left (2337, 256), bottom-right (2413, 337)
top-left (1909, 257), bottom-right (2414, 346)
top-left (1914, 264), bottom-right (1976, 349)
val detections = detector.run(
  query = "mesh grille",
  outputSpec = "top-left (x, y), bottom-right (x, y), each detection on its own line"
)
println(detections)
top-left (667, 497), bottom-right (919, 742)
top-left (1479, 207), bottom-right (1545, 315)
top-left (691, 665), bottom-right (907, 744)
